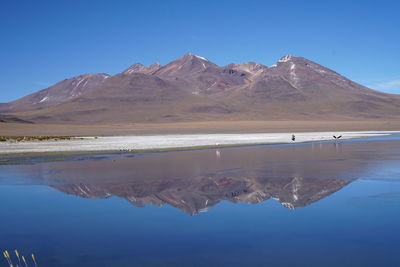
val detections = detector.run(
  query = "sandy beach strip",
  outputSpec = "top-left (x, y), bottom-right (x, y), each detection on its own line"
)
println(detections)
top-left (0, 131), bottom-right (397, 155)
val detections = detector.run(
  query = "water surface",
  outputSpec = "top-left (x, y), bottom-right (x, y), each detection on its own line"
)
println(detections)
top-left (1, 135), bottom-right (400, 266)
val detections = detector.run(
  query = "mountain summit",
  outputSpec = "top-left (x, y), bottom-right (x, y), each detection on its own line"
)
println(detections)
top-left (1, 54), bottom-right (400, 124)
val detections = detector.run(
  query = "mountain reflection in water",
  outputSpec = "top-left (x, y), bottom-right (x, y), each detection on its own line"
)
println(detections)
top-left (6, 137), bottom-right (393, 215)
top-left (52, 176), bottom-right (353, 215)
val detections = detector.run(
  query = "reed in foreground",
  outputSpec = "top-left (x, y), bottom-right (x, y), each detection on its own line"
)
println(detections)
top-left (2, 250), bottom-right (38, 267)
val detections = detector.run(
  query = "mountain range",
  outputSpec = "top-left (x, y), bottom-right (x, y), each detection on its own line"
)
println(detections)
top-left (2, 53), bottom-right (400, 124)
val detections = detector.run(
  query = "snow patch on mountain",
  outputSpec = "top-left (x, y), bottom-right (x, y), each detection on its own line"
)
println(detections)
top-left (75, 77), bottom-right (86, 87)
top-left (289, 62), bottom-right (300, 87)
top-left (279, 55), bottom-right (293, 63)
top-left (39, 96), bottom-right (49, 103)
top-left (194, 55), bottom-right (208, 61)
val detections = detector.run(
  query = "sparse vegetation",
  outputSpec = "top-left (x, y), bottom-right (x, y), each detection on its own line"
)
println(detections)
top-left (0, 136), bottom-right (73, 142)
top-left (3, 249), bottom-right (38, 267)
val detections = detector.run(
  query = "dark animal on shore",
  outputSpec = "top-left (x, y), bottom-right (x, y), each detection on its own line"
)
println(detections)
top-left (333, 135), bottom-right (342, 139)
top-left (291, 134), bottom-right (296, 141)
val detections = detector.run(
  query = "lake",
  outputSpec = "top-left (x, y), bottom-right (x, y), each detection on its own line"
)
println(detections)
top-left (1, 134), bottom-right (400, 266)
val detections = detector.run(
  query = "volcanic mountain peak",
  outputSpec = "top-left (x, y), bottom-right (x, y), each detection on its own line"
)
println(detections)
top-left (228, 62), bottom-right (268, 75)
top-left (123, 63), bottom-right (144, 74)
top-left (269, 55), bottom-right (298, 68)
top-left (174, 53), bottom-right (211, 65)
top-left (279, 55), bottom-right (294, 63)
top-left (272, 55), bottom-right (333, 74)
top-left (177, 53), bottom-right (215, 68)
top-left (122, 53), bottom-right (210, 77)
top-left (123, 63), bottom-right (162, 75)
top-left (38, 73), bottom-right (110, 102)
top-left (185, 53), bottom-right (209, 61)
top-left (154, 53), bottom-right (218, 78)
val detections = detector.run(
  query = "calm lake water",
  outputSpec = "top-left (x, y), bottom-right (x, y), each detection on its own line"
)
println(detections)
top-left (1, 134), bottom-right (400, 266)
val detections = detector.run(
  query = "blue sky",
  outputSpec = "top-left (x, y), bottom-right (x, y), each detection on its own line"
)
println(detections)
top-left (1, 0), bottom-right (400, 102)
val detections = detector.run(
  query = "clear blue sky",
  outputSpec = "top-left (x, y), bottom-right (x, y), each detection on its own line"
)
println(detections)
top-left (1, 0), bottom-right (400, 102)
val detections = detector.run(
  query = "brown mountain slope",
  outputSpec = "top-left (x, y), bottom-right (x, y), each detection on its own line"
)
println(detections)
top-left (3, 73), bottom-right (110, 113)
top-left (12, 72), bottom-right (229, 123)
top-left (1, 54), bottom-right (400, 124)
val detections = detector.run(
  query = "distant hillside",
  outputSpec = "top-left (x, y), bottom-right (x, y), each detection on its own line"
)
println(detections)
top-left (0, 114), bottom-right (33, 124)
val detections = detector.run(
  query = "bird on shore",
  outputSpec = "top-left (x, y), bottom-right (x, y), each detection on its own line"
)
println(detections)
top-left (291, 134), bottom-right (296, 141)
top-left (333, 135), bottom-right (342, 140)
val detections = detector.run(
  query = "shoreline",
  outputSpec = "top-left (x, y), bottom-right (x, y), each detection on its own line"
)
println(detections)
top-left (0, 131), bottom-right (397, 156)
top-left (2, 120), bottom-right (400, 136)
